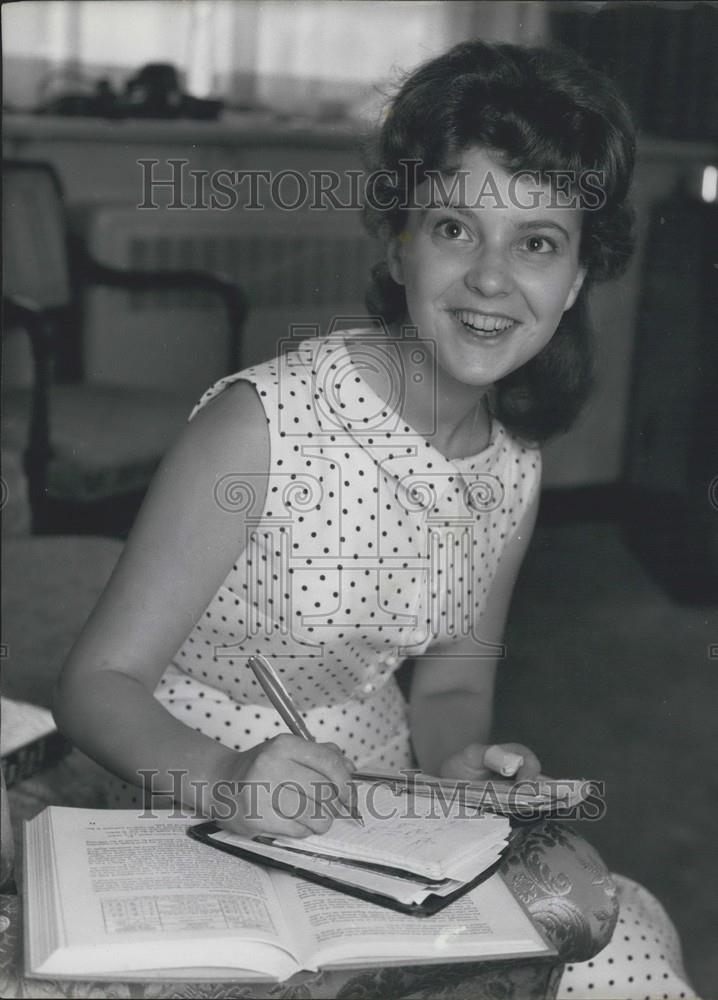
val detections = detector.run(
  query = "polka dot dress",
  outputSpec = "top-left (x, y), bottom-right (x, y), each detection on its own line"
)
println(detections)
top-left (558, 875), bottom-right (698, 999)
top-left (102, 330), bottom-right (697, 998)
top-left (154, 329), bottom-right (541, 771)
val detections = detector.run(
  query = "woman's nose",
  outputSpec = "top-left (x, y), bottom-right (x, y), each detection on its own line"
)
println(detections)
top-left (464, 248), bottom-right (514, 297)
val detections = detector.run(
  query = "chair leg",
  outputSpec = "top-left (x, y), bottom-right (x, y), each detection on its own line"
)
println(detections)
top-left (23, 454), bottom-right (52, 536)
top-left (24, 315), bottom-right (54, 535)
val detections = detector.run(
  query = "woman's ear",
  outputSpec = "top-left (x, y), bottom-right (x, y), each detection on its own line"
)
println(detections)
top-left (563, 266), bottom-right (587, 312)
top-left (386, 233), bottom-right (405, 285)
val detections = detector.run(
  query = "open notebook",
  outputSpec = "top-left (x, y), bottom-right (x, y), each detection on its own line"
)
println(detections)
top-left (191, 782), bottom-right (513, 914)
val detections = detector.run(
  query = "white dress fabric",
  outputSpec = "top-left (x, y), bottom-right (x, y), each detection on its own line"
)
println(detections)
top-left (154, 329), bottom-right (541, 770)
top-left (104, 329), bottom-right (696, 999)
top-left (559, 875), bottom-right (697, 1000)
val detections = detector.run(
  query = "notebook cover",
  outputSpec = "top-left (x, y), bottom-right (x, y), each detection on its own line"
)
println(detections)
top-left (188, 820), bottom-right (507, 917)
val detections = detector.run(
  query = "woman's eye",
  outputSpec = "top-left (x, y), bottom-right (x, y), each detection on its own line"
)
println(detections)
top-left (436, 219), bottom-right (470, 241)
top-left (523, 235), bottom-right (555, 253)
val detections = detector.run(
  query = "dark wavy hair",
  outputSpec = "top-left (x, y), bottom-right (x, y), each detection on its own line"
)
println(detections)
top-left (362, 40), bottom-right (636, 443)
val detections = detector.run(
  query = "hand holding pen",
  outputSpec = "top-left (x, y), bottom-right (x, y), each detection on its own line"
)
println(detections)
top-left (247, 655), bottom-right (365, 829)
top-left (210, 726), bottom-right (359, 840)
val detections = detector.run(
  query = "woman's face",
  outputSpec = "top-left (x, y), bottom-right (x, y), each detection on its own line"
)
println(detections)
top-left (387, 146), bottom-right (586, 390)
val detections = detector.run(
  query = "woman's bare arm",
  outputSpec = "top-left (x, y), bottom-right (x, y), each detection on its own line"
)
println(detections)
top-left (409, 489), bottom-right (540, 778)
top-left (54, 381), bottom-right (353, 834)
top-left (54, 381), bottom-right (269, 800)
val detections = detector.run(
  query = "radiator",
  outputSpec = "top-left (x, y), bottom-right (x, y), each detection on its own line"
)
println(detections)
top-left (82, 207), bottom-right (378, 396)
top-left (125, 231), bottom-right (376, 309)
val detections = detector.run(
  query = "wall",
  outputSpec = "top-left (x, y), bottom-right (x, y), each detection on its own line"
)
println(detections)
top-left (4, 115), bottom-right (715, 488)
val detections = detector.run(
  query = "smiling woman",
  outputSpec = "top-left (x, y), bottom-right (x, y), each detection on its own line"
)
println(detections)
top-left (384, 148), bottom-right (586, 417)
top-left (354, 38), bottom-right (696, 1000)
top-left (362, 41), bottom-right (635, 444)
top-left (51, 35), bottom-right (696, 1000)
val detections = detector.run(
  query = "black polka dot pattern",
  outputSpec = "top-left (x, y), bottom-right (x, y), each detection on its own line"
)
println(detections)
top-left (157, 330), bottom-right (541, 769)
top-left (558, 875), bottom-right (697, 998)
top-left (95, 332), bottom-right (696, 997)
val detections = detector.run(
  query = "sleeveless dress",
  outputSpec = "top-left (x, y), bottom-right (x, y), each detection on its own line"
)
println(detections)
top-left (106, 329), bottom-right (697, 999)
top-left (154, 329), bottom-right (540, 769)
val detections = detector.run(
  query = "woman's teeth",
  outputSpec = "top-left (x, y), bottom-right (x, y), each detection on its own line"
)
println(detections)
top-left (455, 310), bottom-right (515, 334)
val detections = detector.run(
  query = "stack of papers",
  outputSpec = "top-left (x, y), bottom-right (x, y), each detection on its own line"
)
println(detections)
top-left (205, 783), bottom-right (511, 909)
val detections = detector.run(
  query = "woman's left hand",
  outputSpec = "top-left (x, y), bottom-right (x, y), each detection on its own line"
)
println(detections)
top-left (438, 741), bottom-right (541, 782)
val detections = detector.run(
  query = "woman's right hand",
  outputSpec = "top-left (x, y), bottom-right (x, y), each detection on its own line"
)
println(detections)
top-left (207, 736), bottom-right (356, 839)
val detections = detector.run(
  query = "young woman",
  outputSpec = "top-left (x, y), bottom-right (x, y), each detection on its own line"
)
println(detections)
top-left (55, 39), bottom-right (696, 998)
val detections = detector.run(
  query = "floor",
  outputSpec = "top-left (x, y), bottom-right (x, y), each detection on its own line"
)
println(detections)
top-left (495, 520), bottom-right (717, 998)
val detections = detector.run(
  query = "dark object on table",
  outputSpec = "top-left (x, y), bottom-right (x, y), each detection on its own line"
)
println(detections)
top-left (33, 63), bottom-right (223, 120)
top-left (33, 68), bottom-right (124, 118)
top-left (36, 88), bottom-right (119, 118)
top-left (124, 63), bottom-right (183, 118)
top-left (123, 63), bottom-right (223, 120)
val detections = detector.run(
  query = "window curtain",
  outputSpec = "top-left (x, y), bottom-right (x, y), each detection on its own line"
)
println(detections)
top-left (3, 0), bottom-right (548, 116)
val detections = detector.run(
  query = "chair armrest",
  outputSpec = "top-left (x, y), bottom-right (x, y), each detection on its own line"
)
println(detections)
top-left (0, 888), bottom-right (557, 1000)
top-left (2, 294), bottom-right (54, 513)
top-left (3, 294), bottom-right (55, 361)
top-left (81, 255), bottom-right (249, 371)
top-left (500, 821), bottom-right (619, 963)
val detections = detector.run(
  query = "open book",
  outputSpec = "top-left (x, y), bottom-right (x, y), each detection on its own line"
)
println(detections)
top-left (194, 781), bottom-right (513, 913)
top-left (25, 807), bottom-right (553, 982)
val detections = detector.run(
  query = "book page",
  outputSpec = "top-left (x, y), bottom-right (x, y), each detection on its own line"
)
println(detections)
top-left (275, 870), bottom-right (551, 970)
top-left (29, 808), bottom-right (301, 980)
top-left (254, 784), bottom-right (509, 879)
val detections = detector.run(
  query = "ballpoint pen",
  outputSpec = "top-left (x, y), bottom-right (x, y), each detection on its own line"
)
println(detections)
top-left (247, 655), bottom-right (365, 827)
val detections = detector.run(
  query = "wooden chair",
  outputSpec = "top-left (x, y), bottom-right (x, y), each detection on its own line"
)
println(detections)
top-left (2, 159), bottom-right (248, 535)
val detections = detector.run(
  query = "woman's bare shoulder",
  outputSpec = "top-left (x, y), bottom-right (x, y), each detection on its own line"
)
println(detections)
top-left (185, 377), bottom-right (269, 463)
top-left (57, 379), bottom-right (272, 691)
top-left (122, 377), bottom-right (270, 583)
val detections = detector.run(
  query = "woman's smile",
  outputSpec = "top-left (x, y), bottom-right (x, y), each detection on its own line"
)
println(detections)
top-left (451, 308), bottom-right (518, 339)
top-left (387, 146), bottom-right (586, 392)
top-left (452, 309), bottom-right (516, 339)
